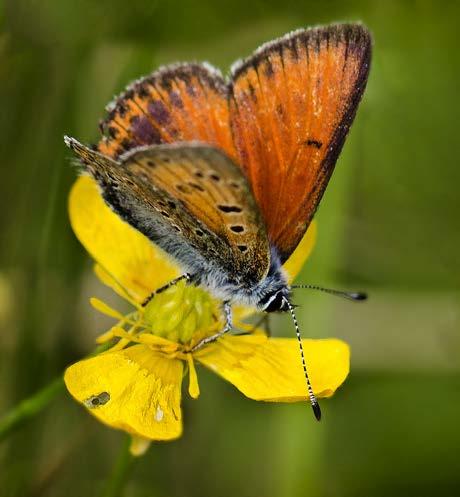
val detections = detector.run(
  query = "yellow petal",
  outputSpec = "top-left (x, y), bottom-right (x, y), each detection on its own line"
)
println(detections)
top-left (64, 344), bottom-right (183, 440)
top-left (69, 176), bottom-right (180, 302)
top-left (196, 335), bottom-right (349, 402)
top-left (232, 304), bottom-right (257, 323)
top-left (283, 220), bottom-right (317, 283)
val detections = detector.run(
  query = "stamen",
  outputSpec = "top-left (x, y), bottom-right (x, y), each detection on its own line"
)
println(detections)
top-left (90, 297), bottom-right (125, 320)
top-left (283, 297), bottom-right (321, 421)
top-left (96, 329), bottom-right (116, 344)
top-left (186, 354), bottom-right (200, 399)
top-left (94, 264), bottom-right (143, 310)
top-left (90, 298), bottom-right (140, 329)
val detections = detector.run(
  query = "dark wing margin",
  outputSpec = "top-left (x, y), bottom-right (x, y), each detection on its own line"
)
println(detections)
top-left (229, 23), bottom-right (372, 262)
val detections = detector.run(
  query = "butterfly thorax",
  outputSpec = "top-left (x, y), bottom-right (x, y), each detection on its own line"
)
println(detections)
top-left (194, 245), bottom-right (291, 312)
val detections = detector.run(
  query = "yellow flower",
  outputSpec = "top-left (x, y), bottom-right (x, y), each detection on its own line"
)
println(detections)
top-left (64, 176), bottom-right (350, 448)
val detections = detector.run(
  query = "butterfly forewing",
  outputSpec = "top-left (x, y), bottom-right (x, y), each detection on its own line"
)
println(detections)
top-left (98, 63), bottom-right (237, 161)
top-left (229, 24), bottom-right (371, 262)
top-left (67, 138), bottom-right (270, 285)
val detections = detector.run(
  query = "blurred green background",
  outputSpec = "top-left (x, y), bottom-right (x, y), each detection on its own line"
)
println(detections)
top-left (1, 0), bottom-right (459, 496)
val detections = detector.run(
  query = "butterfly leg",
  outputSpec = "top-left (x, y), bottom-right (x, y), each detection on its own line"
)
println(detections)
top-left (141, 273), bottom-right (192, 307)
top-left (234, 314), bottom-right (271, 337)
top-left (255, 313), bottom-right (272, 337)
top-left (191, 301), bottom-right (232, 351)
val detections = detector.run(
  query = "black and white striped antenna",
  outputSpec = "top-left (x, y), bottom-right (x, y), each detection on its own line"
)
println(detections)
top-left (291, 284), bottom-right (367, 302)
top-left (283, 297), bottom-right (321, 421)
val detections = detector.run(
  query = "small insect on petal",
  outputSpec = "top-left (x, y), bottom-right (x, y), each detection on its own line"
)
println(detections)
top-left (84, 391), bottom-right (111, 409)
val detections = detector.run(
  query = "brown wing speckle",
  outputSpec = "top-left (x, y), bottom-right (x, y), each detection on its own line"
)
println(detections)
top-left (65, 137), bottom-right (270, 284)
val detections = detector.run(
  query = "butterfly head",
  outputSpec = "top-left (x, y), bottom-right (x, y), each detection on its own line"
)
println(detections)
top-left (259, 286), bottom-right (291, 313)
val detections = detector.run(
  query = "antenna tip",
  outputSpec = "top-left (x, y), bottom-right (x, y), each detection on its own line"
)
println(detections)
top-left (350, 292), bottom-right (368, 301)
top-left (312, 401), bottom-right (322, 421)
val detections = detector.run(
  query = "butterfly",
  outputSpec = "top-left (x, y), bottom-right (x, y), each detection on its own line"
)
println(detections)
top-left (65, 23), bottom-right (371, 420)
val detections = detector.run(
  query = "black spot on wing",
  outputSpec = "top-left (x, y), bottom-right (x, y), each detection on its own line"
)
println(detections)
top-left (218, 205), bottom-right (242, 213)
top-left (306, 139), bottom-right (323, 149)
top-left (121, 138), bottom-right (136, 150)
top-left (176, 184), bottom-right (191, 194)
top-left (189, 182), bottom-right (205, 192)
top-left (108, 126), bottom-right (118, 139)
top-left (137, 84), bottom-right (150, 98)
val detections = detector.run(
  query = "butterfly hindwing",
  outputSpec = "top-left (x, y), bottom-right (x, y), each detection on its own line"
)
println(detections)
top-left (98, 63), bottom-right (237, 161)
top-left (66, 138), bottom-right (270, 285)
top-left (229, 23), bottom-right (371, 262)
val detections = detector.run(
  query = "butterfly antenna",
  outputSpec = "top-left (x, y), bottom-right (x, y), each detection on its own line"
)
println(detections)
top-left (291, 284), bottom-right (367, 302)
top-left (283, 297), bottom-right (321, 421)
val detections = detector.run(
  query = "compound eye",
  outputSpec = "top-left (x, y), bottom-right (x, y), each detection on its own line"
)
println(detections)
top-left (263, 292), bottom-right (284, 313)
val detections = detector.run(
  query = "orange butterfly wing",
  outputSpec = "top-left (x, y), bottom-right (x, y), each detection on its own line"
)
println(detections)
top-left (94, 25), bottom-right (371, 265)
top-left (97, 63), bottom-right (237, 161)
top-left (229, 24), bottom-right (371, 262)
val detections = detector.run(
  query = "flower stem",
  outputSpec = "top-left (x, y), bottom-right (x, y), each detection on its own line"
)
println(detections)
top-left (0, 376), bottom-right (65, 442)
top-left (100, 435), bottom-right (136, 497)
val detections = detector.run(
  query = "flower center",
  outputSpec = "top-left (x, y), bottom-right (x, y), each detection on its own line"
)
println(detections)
top-left (142, 280), bottom-right (220, 345)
